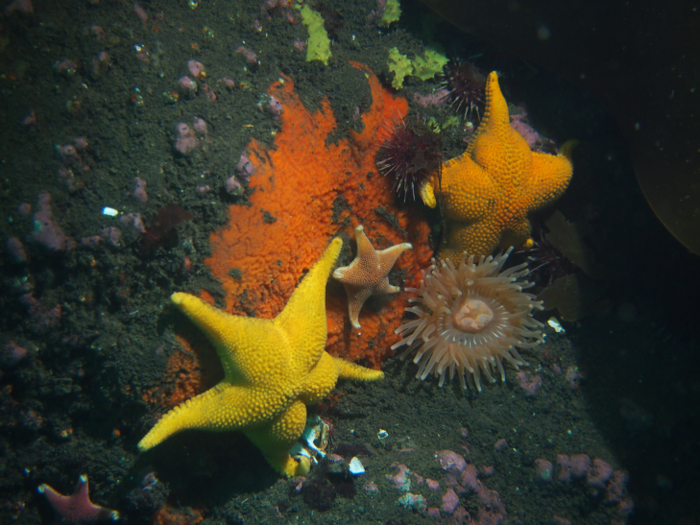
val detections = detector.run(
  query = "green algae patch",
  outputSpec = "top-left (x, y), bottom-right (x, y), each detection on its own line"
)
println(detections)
top-left (412, 48), bottom-right (449, 81)
top-left (379, 0), bottom-right (401, 27)
top-left (388, 47), bottom-right (413, 89)
top-left (300, 5), bottom-right (331, 65)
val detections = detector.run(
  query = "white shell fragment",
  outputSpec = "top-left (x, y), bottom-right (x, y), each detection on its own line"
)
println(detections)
top-left (377, 429), bottom-right (389, 440)
top-left (547, 317), bottom-right (566, 333)
top-left (348, 457), bottom-right (365, 475)
top-left (102, 207), bottom-right (119, 217)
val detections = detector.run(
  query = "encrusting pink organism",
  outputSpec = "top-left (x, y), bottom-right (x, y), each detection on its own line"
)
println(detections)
top-left (6, 237), bottom-right (27, 263)
top-left (30, 192), bottom-right (71, 251)
top-left (173, 123), bottom-right (196, 156)
top-left (38, 474), bottom-right (119, 523)
top-left (187, 59), bottom-right (205, 79)
top-left (133, 177), bottom-right (148, 203)
top-left (236, 46), bottom-right (259, 65)
top-left (177, 76), bottom-right (198, 96)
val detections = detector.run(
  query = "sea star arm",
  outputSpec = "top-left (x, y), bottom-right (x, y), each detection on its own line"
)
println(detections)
top-left (137, 383), bottom-right (271, 451)
top-left (441, 221), bottom-right (503, 263)
top-left (374, 278), bottom-right (401, 295)
top-left (245, 399), bottom-right (308, 478)
top-left (332, 356), bottom-right (384, 381)
top-left (332, 226), bottom-right (379, 286)
top-left (377, 242), bottom-right (412, 274)
top-left (528, 151), bottom-right (573, 209)
top-left (344, 285), bottom-right (374, 329)
top-left (276, 237), bottom-right (342, 371)
top-left (441, 159), bottom-right (496, 223)
top-left (171, 292), bottom-right (284, 385)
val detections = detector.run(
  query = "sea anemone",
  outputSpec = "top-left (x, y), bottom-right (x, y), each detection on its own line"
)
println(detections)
top-left (439, 60), bottom-right (487, 121)
top-left (391, 248), bottom-right (544, 391)
top-left (376, 118), bottom-right (441, 203)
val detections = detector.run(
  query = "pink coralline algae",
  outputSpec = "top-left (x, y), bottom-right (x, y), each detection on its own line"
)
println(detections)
top-left (236, 46), bottom-right (259, 65)
top-left (516, 371), bottom-right (542, 398)
top-left (2, 341), bottom-right (28, 368)
top-left (587, 458), bottom-right (614, 491)
top-left (553, 516), bottom-right (572, 525)
top-left (133, 3), bottom-right (148, 26)
top-left (173, 123), bottom-right (197, 156)
top-left (202, 83), bottom-right (217, 102)
top-left (386, 463), bottom-right (411, 492)
top-left (293, 38), bottom-right (306, 52)
top-left (366, 0), bottom-right (387, 24)
top-left (459, 464), bottom-right (479, 492)
top-left (441, 488), bottom-right (460, 515)
top-left (5, 0), bottom-right (33, 15)
top-left (363, 481), bottom-right (379, 493)
top-left (494, 438), bottom-right (508, 452)
top-left (437, 450), bottom-right (467, 474)
top-left (236, 152), bottom-right (255, 181)
top-left (534, 458), bottom-right (553, 483)
top-left (510, 113), bottom-right (543, 150)
top-left (54, 59), bottom-right (78, 77)
top-left (20, 293), bottom-right (61, 330)
top-left (38, 474), bottom-right (119, 523)
top-left (6, 236), bottom-right (27, 263)
top-left (120, 213), bottom-right (146, 234)
top-left (480, 465), bottom-right (495, 477)
top-left (187, 60), bottom-right (204, 78)
top-left (225, 176), bottom-right (243, 196)
top-left (22, 110), bottom-right (37, 126)
top-left (92, 51), bottom-right (110, 77)
top-left (265, 95), bottom-right (284, 118)
top-left (30, 193), bottom-right (71, 251)
top-left (80, 236), bottom-right (102, 249)
top-left (557, 453), bottom-right (591, 482)
top-left (87, 25), bottom-right (105, 41)
top-left (57, 144), bottom-right (80, 164)
top-left (606, 469), bottom-right (630, 503)
top-left (193, 117), bottom-right (208, 136)
top-left (475, 483), bottom-right (507, 524)
top-left (413, 89), bottom-right (449, 108)
top-left (565, 366), bottom-right (583, 389)
top-left (177, 76), bottom-right (198, 96)
top-left (133, 177), bottom-right (148, 203)
top-left (261, 0), bottom-right (296, 23)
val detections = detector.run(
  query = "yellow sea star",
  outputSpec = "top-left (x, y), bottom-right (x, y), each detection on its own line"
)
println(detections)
top-left (425, 71), bottom-right (574, 260)
top-left (137, 238), bottom-right (384, 478)
top-left (332, 225), bottom-right (412, 329)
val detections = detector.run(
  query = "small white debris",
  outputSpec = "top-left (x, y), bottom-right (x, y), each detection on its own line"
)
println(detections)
top-left (348, 457), bottom-right (365, 475)
top-left (377, 429), bottom-right (389, 440)
top-left (547, 317), bottom-right (565, 333)
top-left (102, 207), bottom-right (119, 217)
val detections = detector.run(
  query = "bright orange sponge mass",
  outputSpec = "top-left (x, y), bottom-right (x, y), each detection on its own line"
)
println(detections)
top-left (203, 63), bottom-right (432, 368)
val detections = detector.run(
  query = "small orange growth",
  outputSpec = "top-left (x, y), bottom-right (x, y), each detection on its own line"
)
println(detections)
top-left (204, 63), bottom-right (432, 367)
top-left (142, 334), bottom-right (221, 409)
top-left (152, 505), bottom-right (203, 525)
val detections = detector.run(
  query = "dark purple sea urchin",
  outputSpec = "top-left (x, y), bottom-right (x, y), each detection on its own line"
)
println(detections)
top-left (375, 118), bottom-right (441, 203)
top-left (439, 60), bottom-right (487, 121)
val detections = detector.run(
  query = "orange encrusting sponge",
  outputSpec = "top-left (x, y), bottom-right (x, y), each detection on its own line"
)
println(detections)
top-left (204, 63), bottom-right (432, 368)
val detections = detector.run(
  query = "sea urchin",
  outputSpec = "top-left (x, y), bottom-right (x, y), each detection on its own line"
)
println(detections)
top-left (391, 248), bottom-right (544, 391)
top-left (376, 118), bottom-right (441, 204)
top-left (439, 60), bottom-right (487, 122)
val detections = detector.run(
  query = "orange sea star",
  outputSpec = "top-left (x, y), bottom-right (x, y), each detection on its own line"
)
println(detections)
top-left (425, 71), bottom-right (574, 260)
top-left (333, 225), bottom-right (412, 329)
top-left (202, 63), bottom-right (432, 368)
